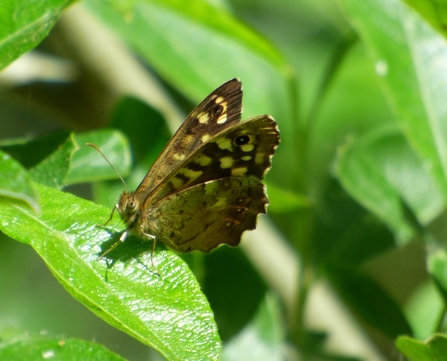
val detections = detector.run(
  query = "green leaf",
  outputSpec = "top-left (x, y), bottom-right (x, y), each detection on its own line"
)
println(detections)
top-left (0, 335), bottom-right (126, 361)
top-left (326, 263), bottom-right (413, 338)
top-left (426, 334), bottom-right (447, 360)
top-left (401, 0), bottom-right (447, 39)
top-left (83, 0), bottom-right (295, 189)
top-left (0, 183), bottom-right (221, 361)
top-left (84, 0), bottom-right (291, 117)
top-left (0, 131), bottom-right (71, 169)
top-left (396, 336), bottom-right (434, 361)
top-left (336, 126), bottom-right (443, 245)
top-left (108, 96), bottom-right (170, 166)
top-left (406, 280), bottom-right (445, 340)
top-left (0, 149), bottom-right (40, 214)
top-left (202, 248), bottom-right (267, 341)
top-left (396, 334), bottom-right (447, 361)
top-left (265, 182), bottom-right (310, 213)
top-left (0, 0), bottom-right (73, 70)
top-left (68, 130), bottom-right (132, 184)
top-left (428, 249), bottom-right (447, 303)
top-left (28, 133), bottom-right (77, 188)
top-left (338, 0), bottom-right (447, 205)
top-left (0, 131), bottom-right (76, 188)
top-left (221, 293), bottom-right (285, 361)
top-left (93, 96), bottom-right (171, 208)
top-left (1, 130), bottom-right (132, 188)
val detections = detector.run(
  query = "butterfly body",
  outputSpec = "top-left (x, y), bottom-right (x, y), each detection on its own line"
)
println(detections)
top-left (112, 79), bottom-right (279, 254)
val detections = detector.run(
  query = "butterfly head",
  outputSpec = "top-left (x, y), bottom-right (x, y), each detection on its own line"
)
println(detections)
top-left (117, 191), bottom-right (141, 226)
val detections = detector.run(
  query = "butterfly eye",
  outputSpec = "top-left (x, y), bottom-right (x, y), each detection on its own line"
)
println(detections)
top-left (129, 200), bottom-right (138, 211)
top-left (234, 134), bottom-right (251, 146)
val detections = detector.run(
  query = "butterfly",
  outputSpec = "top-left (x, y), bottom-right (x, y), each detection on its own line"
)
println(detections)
top-left (92, 78), bottom-right (280, 264)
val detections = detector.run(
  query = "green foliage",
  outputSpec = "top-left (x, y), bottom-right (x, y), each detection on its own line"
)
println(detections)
top-left (2, 0), bottom-right (447, 360)
top-left (0, 130), bottom-right (220, 360)
top-left (396, 334), bottom-right (447, 361)
top-left (0, 335), bottom-right (126, 361)
top-left (336, 127), bottom-right (443, 244)
top-left (402, 0), bottom-right (447, 39)
top-left (326, 263), bottom-right (412, 339)
top-left (0, 150), bottom-right (40, 214)
top-left (0, 0), bottom-right (73, 70)
top-left (221, 293), bottom-right (284, 361)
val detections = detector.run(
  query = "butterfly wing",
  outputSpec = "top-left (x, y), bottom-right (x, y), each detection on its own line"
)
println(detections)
top-left (145, 115), bottom-right (280, 205)
top-left (140, 115), bottom-right (280, 252)
top-left (134, 78), bottom-right (243, 201)
top-left (146, 176), bottom-right (268, 252)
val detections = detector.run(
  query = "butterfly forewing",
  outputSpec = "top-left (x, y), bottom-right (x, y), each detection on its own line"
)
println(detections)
top-left (133, 78), bottom-right (243, 201)
top-left (145, 115), bottom-right (279, 205)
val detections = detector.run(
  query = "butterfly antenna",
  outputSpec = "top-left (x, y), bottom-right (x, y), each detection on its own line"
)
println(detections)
top-left (86, 143), bottom-right (129, 192)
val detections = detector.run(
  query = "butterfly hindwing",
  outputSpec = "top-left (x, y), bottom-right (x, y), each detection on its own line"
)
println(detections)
top-left (145, 176), bottom-right (268, 252)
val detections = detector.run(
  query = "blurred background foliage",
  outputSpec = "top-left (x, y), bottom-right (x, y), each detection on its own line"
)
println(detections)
top-left (1, 0), bottom-right (447, 360)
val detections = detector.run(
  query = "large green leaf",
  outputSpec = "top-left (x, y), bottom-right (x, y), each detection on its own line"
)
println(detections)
top-left (405, 280), bottom-right (445, 340)
top-left (84, 0), bottom-right (290, 118)
top-left (92, 96), bottom-right (171, 208)
top-left (69, 130), bottom-right (131, 184)
top-left (326, 263), bottom-right (413, 338)
top-left (339, 0), bottom-right (447, 205)
top-left (1, 130), bottom-right (131, 189)
top-left (0, 131), bottom-right (72, 170)
top-left (401, 0), bottom-right (447, 39)
top-left (221, 293), bottom-right (285, 361)
top-left (0, 183), bottom-right (221, 361)
top-left (0, 335), bottom-right (125, 361)
top-left (336, 126), bottom-right (443, 245)
top-left (83, 0), bottom-right (295, 188)
top-left (396, 334), bottom-right (447, 361)
top-left (0, 149), bottom-right (40, 214)
top-left (428, 249), bottom-right (447, 303)
top-left (0, 0), bottom-right (73, 70)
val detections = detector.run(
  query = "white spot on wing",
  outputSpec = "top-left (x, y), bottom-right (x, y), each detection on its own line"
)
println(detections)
top-left (217, 115), bottom-right (227, 124)
top-left (194, 154), bottom-right (213, 166)
top-left (170, 177), bottom-right (184, 189)
top-left (201, 134), bottom-right (211, 143)
top-left (241, 144), bottom-right (255, 152)
top-left (184, 135), bottom-right (194, 145)
top-left (197, 112), bottom-right (209, 124)
top-left (178, 168), bottom-right (203, 183)
top-left (214, 97), bottom-right (228, 124)
top-left (211, 196), bottom-right (227, 209)
top-left (231, 167), bottom-right (247, 176)
top-left (255, 152), bottom-right (265, 164)
top-left (215, 137), bottom-right (233, 150)
top-left (173, 153), bottom-right (186, 161)
top-left (219, 156), bottom-right (234, 169)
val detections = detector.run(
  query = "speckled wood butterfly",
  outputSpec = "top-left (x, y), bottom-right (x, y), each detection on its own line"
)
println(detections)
top-left (91, 78), bottom-right (280, 262)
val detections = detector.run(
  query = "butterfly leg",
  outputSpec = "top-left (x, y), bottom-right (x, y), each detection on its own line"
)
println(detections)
top-left (143, 232), bottom-right (159, 276)
top-left (98, 204), bottom-right (118, 227)
top-left (98, 239), bottom-right (121, 260)
top-left (120, 229), bottom-right (129, 242)
top-left (98, 228), bottom-right (129, 260)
